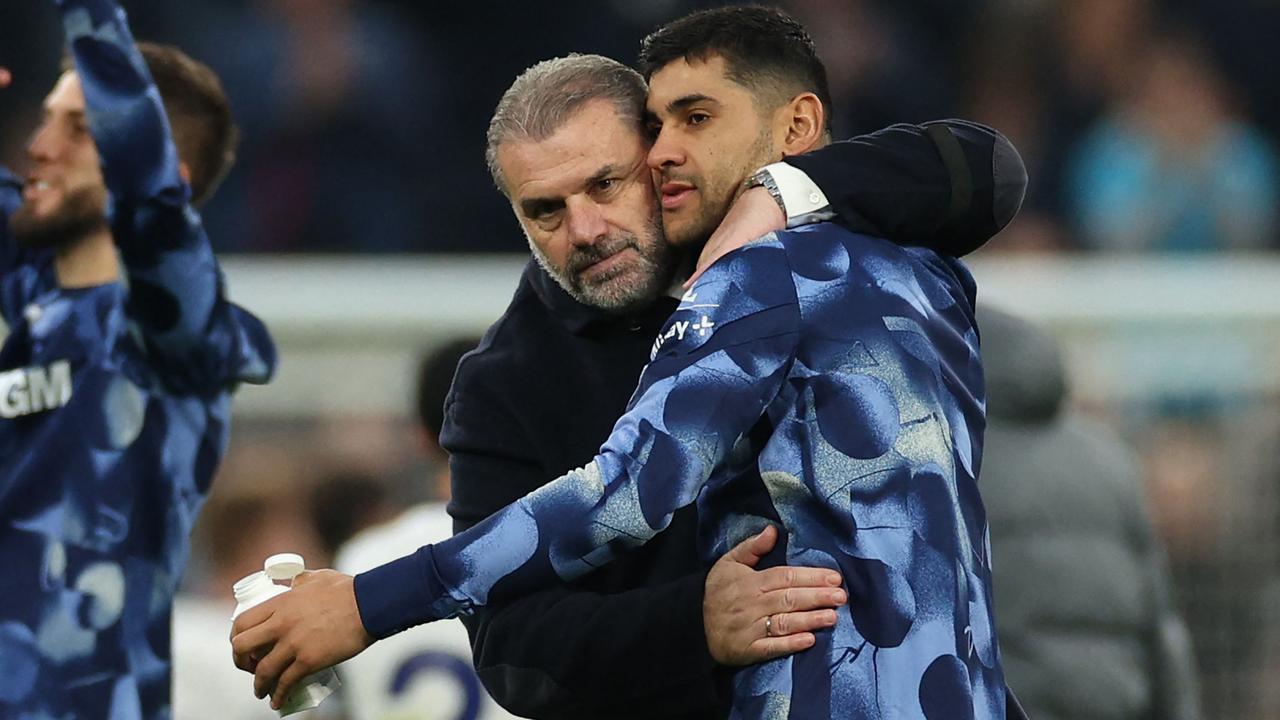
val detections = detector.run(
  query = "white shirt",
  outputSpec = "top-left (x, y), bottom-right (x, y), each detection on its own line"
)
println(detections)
top-left (334, 504), bottom-right (523, 720)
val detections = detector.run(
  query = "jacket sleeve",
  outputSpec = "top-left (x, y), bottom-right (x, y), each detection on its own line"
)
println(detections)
top-left (58, 0), bottom-right (276, 391)
top-left (438, 372), bottom-right (724, 718)
top-left (354, 238), bottom-right (800, 638)
top-left (783, 120), bottom-right (1027, 257)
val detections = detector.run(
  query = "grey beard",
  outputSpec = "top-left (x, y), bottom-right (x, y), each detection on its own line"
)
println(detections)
top-left (529, 231), bottom-right (676, 313)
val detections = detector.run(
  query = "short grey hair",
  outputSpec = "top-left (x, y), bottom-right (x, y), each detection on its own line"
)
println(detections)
top-left (486, 54), bottom-right (648, 195)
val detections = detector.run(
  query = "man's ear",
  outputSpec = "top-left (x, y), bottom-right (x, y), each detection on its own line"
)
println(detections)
top-left (777, 92), bottom-right (826, 157)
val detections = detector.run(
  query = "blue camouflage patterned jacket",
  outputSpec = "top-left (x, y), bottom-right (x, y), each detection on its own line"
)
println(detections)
top-left (0, 1), bottom-right (276, 717)
top-left (357, 223), bottom-right (1004, 719)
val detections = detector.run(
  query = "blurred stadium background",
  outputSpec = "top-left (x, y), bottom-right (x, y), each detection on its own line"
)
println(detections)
top-left (3, 0), bottom-right (1280, 717)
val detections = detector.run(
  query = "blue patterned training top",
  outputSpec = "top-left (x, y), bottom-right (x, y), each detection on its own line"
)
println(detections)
top-left (356, 224), bottom-right (1003, 719)
top-left (0, 1), bottom-right (276, 717)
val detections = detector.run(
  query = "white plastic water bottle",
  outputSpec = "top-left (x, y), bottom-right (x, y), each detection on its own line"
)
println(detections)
top-left (231, 553), bottom-right (341, 716)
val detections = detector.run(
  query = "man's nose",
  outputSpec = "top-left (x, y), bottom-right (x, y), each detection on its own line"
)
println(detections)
top-left (565, 198), bottom-right (608, 247)
top-left (27, 123), bottom-right (58, 163)
top-left (647, 127), bottom-right (685, 171)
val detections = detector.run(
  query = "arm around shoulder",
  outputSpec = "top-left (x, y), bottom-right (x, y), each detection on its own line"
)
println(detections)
top-left (782, 120), bottom-right (1026, 256)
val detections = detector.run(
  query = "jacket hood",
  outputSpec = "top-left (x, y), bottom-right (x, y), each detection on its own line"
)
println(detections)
top-left (977, 305), bottom-right (1067, 424)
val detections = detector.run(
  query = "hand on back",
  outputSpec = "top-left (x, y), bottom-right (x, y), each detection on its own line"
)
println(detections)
top-left (703, 524), bottom-right (847, 666)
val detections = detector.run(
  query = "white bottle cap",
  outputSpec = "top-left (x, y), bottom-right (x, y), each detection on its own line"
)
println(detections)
top-left (264, 553), bottom-right (306, 581)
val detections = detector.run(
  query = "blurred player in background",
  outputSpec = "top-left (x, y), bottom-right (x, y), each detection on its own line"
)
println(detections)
top-left (0, 0), bottom-right (275, 716)
top-left (173, 487), bottom-right (318, 720)
top-left (333, 337), bottom-right (520, 720)
top-left (977, 305), bottom-right (1201, 720)
top-left (231, 6), bottom-right (1024, 719)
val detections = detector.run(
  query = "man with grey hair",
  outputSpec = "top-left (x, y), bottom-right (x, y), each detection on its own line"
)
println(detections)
top-left (232, 47), bottom-right (1024, 718)
top-left (484, 54), bottom-right (678, 314)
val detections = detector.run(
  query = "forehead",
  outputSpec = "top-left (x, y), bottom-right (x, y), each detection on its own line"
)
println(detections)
top-left (44, 71), bottom-right (86, 112)
top-left (645, 54), bottom-right (748, 115)
top-left (498, 99), bottom-right (646, 199)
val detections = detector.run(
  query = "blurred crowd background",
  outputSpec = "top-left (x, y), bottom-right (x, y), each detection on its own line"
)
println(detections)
top-left (3, 0), bottom-right (1280, 718)
top-left (3, 0), bottom-right (1279, 254)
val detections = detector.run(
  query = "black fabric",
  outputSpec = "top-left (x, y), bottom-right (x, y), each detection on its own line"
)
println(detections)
top-left (925, 123), bottom-right (974, 227)
top-left (442, 264), bottom-right (720, 719)
top-left (784, 119), bottom-right (1026, 257)
top-left (439, 122), bottom-right (1023, 719)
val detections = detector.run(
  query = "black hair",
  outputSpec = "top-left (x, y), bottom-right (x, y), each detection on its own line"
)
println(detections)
top-left (416, 337), bottom-right (481, 440)
top-left (638, 5), bottom-right (833, 133)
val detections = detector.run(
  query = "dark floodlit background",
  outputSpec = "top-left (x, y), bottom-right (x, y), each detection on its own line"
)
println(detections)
top-left (3, 1), bottom-right (1279, 717)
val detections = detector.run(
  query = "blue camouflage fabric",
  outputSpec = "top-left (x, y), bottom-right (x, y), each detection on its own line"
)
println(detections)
top-left (357, 224), bottom-right (1003, 719)
top-left (0, 1), bottom-right (276, 717)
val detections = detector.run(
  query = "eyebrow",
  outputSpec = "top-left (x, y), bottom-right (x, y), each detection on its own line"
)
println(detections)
top-left (662, 93), bottom-right (719, 114)
top-left (44, 108), bottom-right (87, 122)
top-left (583, 163), bottom-right (619, 189)
top-left (519, 195), bottom-right (561, 219)
top-left (518, 163), bottom-right (622, 217)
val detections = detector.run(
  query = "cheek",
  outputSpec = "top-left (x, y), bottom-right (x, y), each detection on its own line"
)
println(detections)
top-left (531, 231), bottom-right (572, 266)
top-left (70, 144), bottom-right (105, 186)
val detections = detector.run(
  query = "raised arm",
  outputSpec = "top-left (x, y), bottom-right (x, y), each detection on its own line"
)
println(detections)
top-left (58, 0), bottom-right (274, 389)
top-left (784, 120), bottom-right (1027, 255)
top-left (687, 120), bottom-right (1026, 285)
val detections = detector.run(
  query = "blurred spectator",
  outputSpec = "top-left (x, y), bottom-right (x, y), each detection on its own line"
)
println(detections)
top-left (961, 6), bottom-right (1063, 253)
top-left (309, 471), bottom-right (396, 562)
top-left (173, 485), bottom-right (325, 720)
top-left (1066, 29), bottom-right (1278, 252)
top-left (414, 337), bottom-right (482, 494)
top-left (780, 0), bottom-right (952, 137)
top-left (184, 0), bottom-right (440, 253)
top-left (1145, 406), bottom-right (1280, 719)
top-left (978, 306), bottom-right (1201, 720)
top-left (331, 337), bottom-right (521, 720)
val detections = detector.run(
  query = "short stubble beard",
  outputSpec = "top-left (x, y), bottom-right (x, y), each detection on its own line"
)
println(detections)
top-left (665, 125), bottom-right (778, 249)
top-left (529, 208), bottom-right (679, 313)
top-left (10, 185), bottom-right (109, 252)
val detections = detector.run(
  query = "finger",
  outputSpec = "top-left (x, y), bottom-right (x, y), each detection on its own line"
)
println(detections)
top-left (270, 660), bottom-right (311, 711)
top-left (0, 68), bottom-right (11, 89)
top-left (232, 646), bottom-right (264, 674)
top-left (253, 642), bottom-right (296, 699)
top-left (724, 525), bottom-right (777, 567)
top-left (756, 565), bottom-right (843, 593)
top-left (763, 586), bottom-right (847, 615)
top-left (743, 632), bottom-right (817, 663)
top-left (231, 622), bottom-right (280, 673)
top-left (769, 608), bottom-right (839, 637)
top-left (230, 601), bottom-right (275, 638)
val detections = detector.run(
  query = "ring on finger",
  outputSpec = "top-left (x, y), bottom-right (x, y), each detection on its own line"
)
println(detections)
top-left (765, 614), bottom-right (775, 637)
